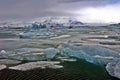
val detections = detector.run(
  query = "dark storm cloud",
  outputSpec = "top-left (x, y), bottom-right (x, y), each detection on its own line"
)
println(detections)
top-left (49, 0), bottom-right (109, 13)
top-left (0, 0), bottom-right (57, 19)
top-left (0, 0), bottom-right (119, 20)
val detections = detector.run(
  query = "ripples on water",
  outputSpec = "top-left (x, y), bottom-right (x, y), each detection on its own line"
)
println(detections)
top-left (0, 59), bottom-right (119, 80)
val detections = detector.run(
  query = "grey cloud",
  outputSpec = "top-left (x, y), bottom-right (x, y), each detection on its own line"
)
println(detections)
top-left (0, 0), bottom-right (57, 19)
top-left (58, 0), bottom-right (106, 3)
top-left (0, 0), bottom-right (119, 20)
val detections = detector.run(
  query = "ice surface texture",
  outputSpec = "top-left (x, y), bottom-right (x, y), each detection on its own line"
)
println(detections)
top-left (58, 44), bottom-right (120, 65)
top-left (106, 59), bottom-right (120, 79)
top-left (0, 48), bottom-right (58, 61)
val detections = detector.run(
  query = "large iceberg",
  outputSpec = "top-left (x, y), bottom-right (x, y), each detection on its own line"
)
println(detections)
top-left (58, 44), bottom-right (120, 65)
top-left (106, 59), bottom-right (120, 79)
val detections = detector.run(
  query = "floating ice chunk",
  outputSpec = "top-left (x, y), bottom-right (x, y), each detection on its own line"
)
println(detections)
top-left (0, 50), bottom-right (7, 54)
top-left (0, 59), bottom-right (21, 65)
top-left (0, 65), bottom-right (6, 70)
top-left (93, 55), bottom-right (113, 60)
top-left (0, 48), bottom-right (59, 61)
top-left (0, 50), bottom-right (8, 58)
top-left (10, 55), bottom-right (24, 61)
top-left (60, 58), bottom-right (77, 62)
top-left (50, 35), bottom-right (71, 39)
top-left (15, 48), bottom-right (44, 53)
top-left (11, 53), bottom-right (46, 61)
top-left (106, 59), bottom-right (120, 79)
top-left (32, 52), bottom-right (44, 55)
top-left (0, 48), bottom-right (46, 61)
top-left (9, 61), bottom-right (62, 71)
top-left (57, 57), bottom-right (69, 59)
top-left (44, 48), bottom-right (59, 59)
top-left (57, 56), bottom-right (77, 62)
top-left (19, 31), bottom-right (56, 39)
top-left (58, 44), bottom-right (120, 65)
top-left (48, 65), bottom-right (63, 69)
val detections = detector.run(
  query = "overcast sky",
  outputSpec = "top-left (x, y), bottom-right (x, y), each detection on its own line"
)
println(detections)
top-left (0, 0), bottom-right (120, 23)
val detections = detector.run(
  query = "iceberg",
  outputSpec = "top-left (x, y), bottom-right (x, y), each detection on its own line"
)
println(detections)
top-left (0, 48), bottom-right (58, 61)
top-left (14, 47), bottom-right (59, 61)
top-left (43, 48), bottom-right (59, 59)
top-left (106, 59), bottom-right (120, 79)
top-left (0, 50), bottom-right (8, 58)
top-left (0, 50), bottom-right (7, 54)
top-left (0, 48), bottom-right (46, 61)
top-left (58, 44), bottom-right (120, 65)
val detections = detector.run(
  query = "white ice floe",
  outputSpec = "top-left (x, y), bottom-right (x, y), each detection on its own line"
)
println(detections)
top-left (0, 47), bottom-right (59, 61)
top-left (15, 48), bottom-right (44, 53)
top-left (0, 65), bottom-right (7, 70)
top-left (57, 57), bottom-right (77, 62)
top-left (9, 61), bottom-right (63, 71)
top-left (50, 35), bottom-right (71, 39)
top-left (57, 57), bottom-right (69, 59)
top-left (60, 58), bottom-right (77, 62)
top-left (0, 59), bottom-right (21, 65)
top-left (93, 55), bottom-right (113, 60)
top-left (48, 65), bottom-right (63, 69)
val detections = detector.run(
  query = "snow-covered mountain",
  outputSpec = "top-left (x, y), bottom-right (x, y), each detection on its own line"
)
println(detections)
top-left (28, 16), bottom-right (84, 27)
top-left (0, 16), bottom-right (114, 28)
top-left (0, 16), bottom-right (85, 28)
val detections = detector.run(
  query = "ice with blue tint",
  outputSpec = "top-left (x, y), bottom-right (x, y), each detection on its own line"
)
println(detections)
top-left (58, 44), bottom-right (120, 65)
top-left (0, 50), bottom-right (8, 58)
top-left (106, 59), bottom-right (120, 79)
top-left (44, 48), bottom-right (59, 59)
top-left (11, 53), bottom-right (46, 61)
top-left (0, 48), bottom-right (58, 61)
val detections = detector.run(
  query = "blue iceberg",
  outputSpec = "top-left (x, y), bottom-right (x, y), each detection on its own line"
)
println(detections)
top-left (44, 48), bottom-right (59, 59)
top-left (58, 44), bottom-right (120, 65)
top-left (0, 48), bottom-right (58, 61)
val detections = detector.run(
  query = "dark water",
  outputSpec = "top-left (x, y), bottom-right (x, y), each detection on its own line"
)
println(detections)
top-left (0, 59), bottom-right (119, 80)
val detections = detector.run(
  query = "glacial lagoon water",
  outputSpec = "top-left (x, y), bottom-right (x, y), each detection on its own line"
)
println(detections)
top-left (0, 28), bottom-right (120, 80)
top-left (0, 58), bottom-right (119, 80)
